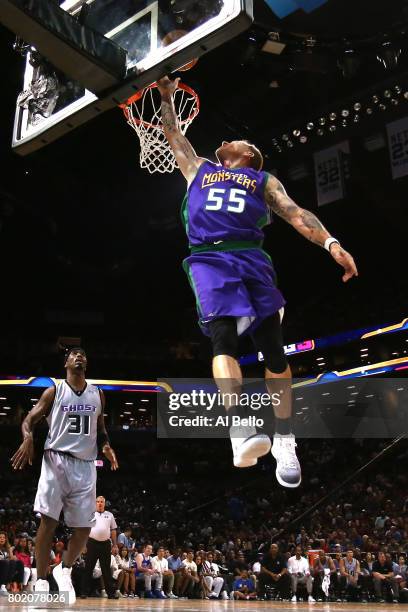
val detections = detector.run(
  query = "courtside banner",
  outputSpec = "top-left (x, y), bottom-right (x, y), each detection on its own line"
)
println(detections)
top-left (387, 116), bottom-right (408, 179)
top-left (156, 377), bottom-right (408, 439)
top-left (314, 141), bottom-right (349, 206)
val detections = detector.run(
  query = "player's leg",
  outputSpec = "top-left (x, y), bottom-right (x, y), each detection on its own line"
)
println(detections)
top-left (34, 515), bottom-right (58, 581)
top-left (64, 528), bottom-right (91, 567)
top-left (56, 456), bottom-right (97, 603)
top-left (33, 452), bottom-right (64, 591)
top-left (252, 312), bottom-right (301, 487)
top-left (210, 317), bottom-right (271, 467)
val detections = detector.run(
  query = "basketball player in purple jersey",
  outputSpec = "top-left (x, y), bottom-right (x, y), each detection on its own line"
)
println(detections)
top-left (11, 347), bottom-right (118, 603)
top-left (158, 77), bottom-right (358, 487)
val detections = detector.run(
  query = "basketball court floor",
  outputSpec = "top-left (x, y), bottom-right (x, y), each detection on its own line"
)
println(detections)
top-left (4, 600), bottom-right (404, 611)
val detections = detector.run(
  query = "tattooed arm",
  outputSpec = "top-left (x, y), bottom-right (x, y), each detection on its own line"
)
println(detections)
top-left (265, 174), bottom-right (358, 282)
top-left (157, 76), bottom-right (205, 183)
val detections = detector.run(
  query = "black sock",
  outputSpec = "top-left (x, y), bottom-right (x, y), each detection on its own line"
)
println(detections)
top-left (275, 416), bottom-right (292, 436)
top-left (37, 576), bottom-right (47, 581)
top-left (62, 561), bottom-right (71, 569)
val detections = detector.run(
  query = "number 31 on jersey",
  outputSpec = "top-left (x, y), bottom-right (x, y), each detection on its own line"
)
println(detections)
top-left (205, 188), bottom-right (246, 213)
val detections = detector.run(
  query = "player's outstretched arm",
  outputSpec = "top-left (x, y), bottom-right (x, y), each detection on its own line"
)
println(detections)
top-left (10, 386), bottom-right (55, 469)
top-left (97, 390), bottom-right (119, 470)
top-left (265, 174), bottom-right (358, 283)
top-left (157, 76), bottom-right (205, 183)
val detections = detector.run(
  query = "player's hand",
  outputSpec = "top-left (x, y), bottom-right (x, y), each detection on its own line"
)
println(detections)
top-left (330, 243), bottom-right (358, 282)
top-left (11, 436), bottom-right (34, 470)
top-left (103, 445), bottom-right (119, 470)
top-left (157, 76), bottom-right (180, 97)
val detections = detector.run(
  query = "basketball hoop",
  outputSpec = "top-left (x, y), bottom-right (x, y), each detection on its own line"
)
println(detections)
top-left (120, 82), bottom-right (200, 174)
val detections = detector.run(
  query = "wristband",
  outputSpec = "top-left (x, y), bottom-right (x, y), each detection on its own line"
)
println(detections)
top-left (324, 237), bottom-right (340, 252)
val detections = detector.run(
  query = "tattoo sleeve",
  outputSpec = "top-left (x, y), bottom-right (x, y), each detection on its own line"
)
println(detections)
top-left (160, 94), bottom-right (199, 177)
top-left (265, 177), bottom-right (330, 247)
top-left (161, 96), bottom-right (178, 134)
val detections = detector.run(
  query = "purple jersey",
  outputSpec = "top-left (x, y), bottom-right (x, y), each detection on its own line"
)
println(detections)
top-left (181, 161), bottom-right (271, 247)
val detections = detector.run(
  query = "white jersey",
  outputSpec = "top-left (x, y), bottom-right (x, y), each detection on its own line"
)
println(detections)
top-left (44, 380), bottom-right (102, 460)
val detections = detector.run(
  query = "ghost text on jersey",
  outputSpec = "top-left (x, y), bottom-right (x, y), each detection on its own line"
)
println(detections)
top-left (201, 171), bottom-right (258, 194)
top-left (61, 404), bottom-right (97, 412)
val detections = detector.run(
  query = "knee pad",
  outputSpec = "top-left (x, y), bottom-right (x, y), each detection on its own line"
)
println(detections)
top-left (209, 317), bottom-right (238, 358)
top-left (253, 312), bottom-right (288, 374)
top-left (262, 346), bottom-right (288, 374)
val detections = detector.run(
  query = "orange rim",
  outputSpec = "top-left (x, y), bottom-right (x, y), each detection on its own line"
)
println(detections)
top-left (120, 81), bottom-right (200, 129)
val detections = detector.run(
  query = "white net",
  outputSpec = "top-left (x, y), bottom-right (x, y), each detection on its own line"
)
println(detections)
top-left (122, 83), bottom-right (199, 174)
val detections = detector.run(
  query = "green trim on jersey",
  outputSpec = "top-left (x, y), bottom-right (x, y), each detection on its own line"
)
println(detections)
top-left (256, 213), bottom-right (268, 228)
top-left (190, 240), bottom-right (263, 254)
top-left (182, 260), bottom-right (203, 316)
top-left (180, 193), bottom-right (189, 235)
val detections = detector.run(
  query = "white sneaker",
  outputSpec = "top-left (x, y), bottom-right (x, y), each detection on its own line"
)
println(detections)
top-left (100, 589), bottom-right (108, 598)
top-left (209, 592), bottom-right (218, 598)
top-left (271, 433), bottom-right (301, 487)
top-left (52, 563), bottom-right (76, 605)
top-left (34, 579), bottom-right (49, 593)
top-left (291, 594), bottom-right (297, 602)
top-left (0, 585), bottom-right (8, 597)
top-left (230, 591), bottom-right (235, 600)
top-left (230, 425), bottom-right (271, 468)
top-left (168, 592), bottom-right (178, 599)
top-left (221, 591), bottom-right (229, 600)
top-left (308, 595), bottom-right (316, 603)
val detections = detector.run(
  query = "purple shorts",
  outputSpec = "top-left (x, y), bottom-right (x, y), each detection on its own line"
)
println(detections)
top-left (183, 248), bottom-right (285, 336)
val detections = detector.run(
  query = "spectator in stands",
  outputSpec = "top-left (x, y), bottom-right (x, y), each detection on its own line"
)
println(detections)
top-left (117, 527), bottom-right (134, 551)
top-left (287, 545), bottom-right (314, 603)
top-left (372, 551), bottom-right (399, 603)
top-left (152, 546), bottom-right (177, 598)
top-left (359, 552), bottom-right (375, 602)
top-left (0, 531), bottom-right (24, 595)
top-left (195, 553), bottom-right (206, 598)
top-left (313, 550), bottom-right (337, 601)
top-left (258, 543), bottom-right (290, 600)
top-left (14, 536), bottom-right (32, 591)
top-left (116, 546), bottom-right (136, 597)
top-left (393, 554), bottom-right (407, 593)
top-left (252, 554), bottom-right (262, 588)
top-left (180, 550), bottom-right (199, 598)
top-left (202, 551), bottom-right (227, 599)
top-left (135, 543), bottom-right (164, 599)
top-left (167, 548), bottom-right (184, 596)
top-left (374, 511), bottom-right (389, 530)
top-left (234, 551), bottom-right (249, 575)
top-left (231, 569), bottom-right (256, 600)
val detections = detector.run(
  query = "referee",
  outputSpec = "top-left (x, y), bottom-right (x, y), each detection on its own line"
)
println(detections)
top-left (82, 496), bottom-right (119, 599)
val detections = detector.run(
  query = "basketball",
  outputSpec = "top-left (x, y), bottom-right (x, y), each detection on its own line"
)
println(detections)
top-left (161, 29), bottom-right (198, 72)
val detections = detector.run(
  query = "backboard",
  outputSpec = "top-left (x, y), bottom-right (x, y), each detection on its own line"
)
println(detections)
top-left (11, 0), bottom-right (253, 155)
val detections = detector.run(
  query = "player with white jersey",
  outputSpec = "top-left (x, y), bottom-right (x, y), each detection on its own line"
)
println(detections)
top-left (11, 347), bottom-right (118, 604)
